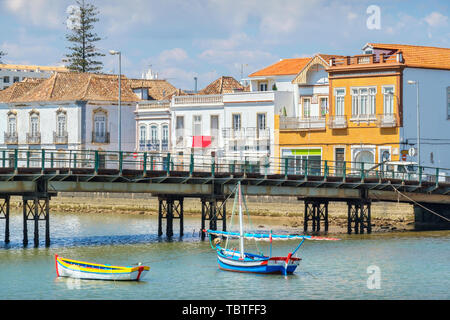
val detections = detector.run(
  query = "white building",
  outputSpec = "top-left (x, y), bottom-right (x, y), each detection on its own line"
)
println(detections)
top-left (0, 63), bottom-right (67, 90)
top-left (0, 72), bottom-right (139, 169)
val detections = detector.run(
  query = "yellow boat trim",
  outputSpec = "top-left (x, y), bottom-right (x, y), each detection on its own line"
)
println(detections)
top-left (57, 256), bottom-right (150, 274)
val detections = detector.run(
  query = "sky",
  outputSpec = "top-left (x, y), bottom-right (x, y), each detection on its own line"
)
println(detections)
top-left (0, 0), bottom-right (449, 90)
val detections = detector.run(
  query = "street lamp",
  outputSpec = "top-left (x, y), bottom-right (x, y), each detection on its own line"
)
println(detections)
top-left (109, 50), bottom-right (122, 152)
top-left (407, 80), bottom-right (420, 167)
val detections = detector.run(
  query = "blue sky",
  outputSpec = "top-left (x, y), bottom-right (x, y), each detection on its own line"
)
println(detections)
top-left (0, 0), bottom-right (449, 90)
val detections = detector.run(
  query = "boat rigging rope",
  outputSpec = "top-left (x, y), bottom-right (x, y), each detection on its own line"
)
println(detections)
top-left (391, 185), bottom-right (450, 222)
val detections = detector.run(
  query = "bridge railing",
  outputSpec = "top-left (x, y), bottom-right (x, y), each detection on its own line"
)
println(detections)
top-left (0, 148), bottom-right (449, 185)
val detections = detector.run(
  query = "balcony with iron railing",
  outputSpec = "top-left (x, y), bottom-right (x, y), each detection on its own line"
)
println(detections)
top-left (223, 127), bottom-right (270, 152)
top-left (327, 115), bottom-right (348, 129)
top-left (4, 132), bottom-right (18, 144)
top-left (329, 52), bottom-right (403, 67)
top-left (53, 131), bottom-right (68, 144)
top-left (280, 116), bottom-right (326, 131)
top-left (376, 113), bottom-right (398, 128)
top-left (173, 94), bottom-right (223, 106)
top-left (92, 132), bottom-right (110, 144)
top-left (26, 132), bottom-right (41, 145)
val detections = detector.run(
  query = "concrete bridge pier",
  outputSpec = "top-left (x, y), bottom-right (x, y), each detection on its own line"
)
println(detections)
top-left (304, 199), bottom-right (329, 232)
top-left (0, 195), bottom-right (10, 243)
top-left (201, 197), bottom-right (226, 240)
top-left (22, 196), bottom-right (50, 247)
top-left (158, 196), bottom-right (184, 237)
top-left (414, 203), bottom-right (450, 230)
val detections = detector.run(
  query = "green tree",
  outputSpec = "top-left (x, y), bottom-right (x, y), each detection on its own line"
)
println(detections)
top-left (63, 0), bottom-right (104, 73)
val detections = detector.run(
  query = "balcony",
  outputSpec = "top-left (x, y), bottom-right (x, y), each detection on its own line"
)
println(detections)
top-left (92, 132), bottom-right (110, 144)
top-left (173, 94), bottom-right (223, 106)
top-left (280, 116), bottom-right (326, 131)
top-left (329, 52), bottom-right (402, 67)
top-left (4, 132), bottom-right (18, 144)
top-left (26, 132), bottom-right (41, 144)
top-left (139, 140), bottom-right (161, 152)
top-left (377, 113), bottom-right (398, 128)
top-left (328, 115), bottom-right (348, 129)
top-left (350, 113), bottom-right (377, 123)
top-left (223, 127), bottom-right (270, 152)
top-left (53, 131), bottom-right (68, 144)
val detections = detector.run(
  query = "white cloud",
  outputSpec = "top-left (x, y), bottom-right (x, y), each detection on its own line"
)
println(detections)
top-left (424, 12), bottom-right (448, 28)
top-left (3, 0), bottom-right (67, 29)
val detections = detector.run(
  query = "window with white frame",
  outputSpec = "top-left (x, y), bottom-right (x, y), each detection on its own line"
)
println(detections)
top-left (232, 113), bottom-right (241, 131)
top-left (383, 86), bottom-right (395, 115)
top-left (7, 113), bottom-right (16, 135)
top-left (94, 112), bottom-right (106, 138)
top-left (150, 125), bottom-right (158, 143)
top-left (139, 125), bottom-right (147, 143)
top-left (193, 115), bottom-right (202, 136)
top-left (56, 111), bottom-right (67, 137)
top-left (162, 124), bottom-right (169, 143)
top-left (259, 82), bottom-right (268, 91)
top-left (30, 113), bottom-right (39, 137)
top-left (351, 87), bottom-right (376, 116)
top-left (320, 97), bottom-right (328, 117)
top-left (302, 97), bottom-right (311, 118)
top-left (335, 88), bottom-right (345, 116)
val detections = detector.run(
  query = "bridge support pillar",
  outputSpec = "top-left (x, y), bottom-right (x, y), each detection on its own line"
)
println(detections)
top-left (414, 203), bottom-right (450, 230)
top-left (23, 196), bottom-right (50, 247)
top-left (0, 195), bottom-right (10, 244)
top-left (201, 198), bottom-right (226, 240)
top-left (347, 199), bottom-right (371, 234)
top-left (158, 196), bottom-right (184, 238)
top-left (304, 199), bottom-right (329, 232)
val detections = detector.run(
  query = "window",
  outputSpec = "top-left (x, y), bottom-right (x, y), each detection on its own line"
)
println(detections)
top-left (210, 115), bottom-right (219, 144)
top-left (302, 97), bottom-right (311, 118)
top-left (335, 88), bottom-right (345, 116)
top-left (139, 125), bottom-right (147, 143)
top-left (259, 82), bottom-right (268, 91)
top-left (193, 115), bottom-right (202, 136)
top-left (94, 113), bottom-right (106, 137)
top-left (162, 125), bottom-right (169, 151)
top-left (13, 77), bottom-right (19, 83)
top-left (447, 87), bottom-right (450, 120)
top-left (56, 111), bottom-right (67, 136)
top-left (383, 86), bottom-right (395, 115)
top-left (257, 113), bottom-right (266, 130)
top-left (30, 114), bottom-right (39, 137)
top-left (175, 116), bottom-right (184, 146)
top-left (335, 148), bottom-right (345, 176)
top-left (232, 114), bottom-right (241, 131)
top-left (7, 114), bottom-right (16, 135)
top-left (3, 76), bottom-right (9, 83)
top-left (351, 87), bottom-right (376, 116)
top-left (150, 125), bottom-right (158, 143)
top-left (320, 97), bottom-right (328, 116)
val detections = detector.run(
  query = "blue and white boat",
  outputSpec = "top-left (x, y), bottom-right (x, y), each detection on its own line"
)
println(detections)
top-left (205, 182), bottom-right (339, 275)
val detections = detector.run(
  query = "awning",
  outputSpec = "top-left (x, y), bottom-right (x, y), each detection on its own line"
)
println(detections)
top-left (192, 136), bottom-right (212, 148)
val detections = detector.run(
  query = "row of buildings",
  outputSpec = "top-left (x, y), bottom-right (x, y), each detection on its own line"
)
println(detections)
top-left (0, 43), bottom-right (449, 175)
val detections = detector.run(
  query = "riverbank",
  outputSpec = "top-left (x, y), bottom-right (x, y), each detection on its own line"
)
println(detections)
top-left (7, 194), bottom-right (415, 234)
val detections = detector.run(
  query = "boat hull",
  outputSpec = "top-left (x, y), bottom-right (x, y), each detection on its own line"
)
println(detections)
top-left (55, 255), bottom-right (149, 281)
top-left (216, 249), bottom-right (300, 275)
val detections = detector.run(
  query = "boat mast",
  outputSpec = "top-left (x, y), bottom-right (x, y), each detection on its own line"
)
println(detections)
top-left (238, 181), bottom-right (245, 259)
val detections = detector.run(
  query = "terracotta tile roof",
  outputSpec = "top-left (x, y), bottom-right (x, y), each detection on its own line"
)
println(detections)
top-left (0, 78), bottom-right (45, 103)
top-left (249, 58), bottom-right (312, 77)
top-left (368, 43), bottom-right (450, 70)
top-left (9, 72), bottom-right (140, 103)
top-left (198, 76), bottom-right (247, 95)
top-left (0, 63), bottom-right (67, 72)
top-left (128, 79), bottom-right (179, 100)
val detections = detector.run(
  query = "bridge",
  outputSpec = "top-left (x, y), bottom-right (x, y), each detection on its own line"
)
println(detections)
top-left (0, 148), bottom-right (449, 246)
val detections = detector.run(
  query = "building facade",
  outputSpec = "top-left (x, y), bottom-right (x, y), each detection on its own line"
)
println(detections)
top-left (0, 63), bottom-right (67, 90)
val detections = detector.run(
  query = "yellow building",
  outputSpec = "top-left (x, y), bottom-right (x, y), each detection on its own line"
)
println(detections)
top-left (276, 51), bottom-right (404, 174)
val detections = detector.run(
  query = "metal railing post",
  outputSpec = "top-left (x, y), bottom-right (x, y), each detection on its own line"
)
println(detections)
top-left (166, 153), bottom-right (171, 174)
top-left (26, 151), bottom-right (30, 168)
top-left (94, 150), bottom-right (99, 173)
top-left (324, 160), bottom-right (328, 179)
top-left (143, 152), bottom-right (147, 175)
top-left (119, 151), bottom-right (123, 174)
top-left (41, 149), bottom-right (45, 171)
top-left (284, 157), bottom-right (288, 177)
top-left (360, 162), bottom-right (365, 180)
top-left (189, 154), bottom-right (194, 175)
top-left (14, 149), bottom-right (18, 170)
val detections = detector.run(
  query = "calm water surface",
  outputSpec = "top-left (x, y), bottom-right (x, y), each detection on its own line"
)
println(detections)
top-left (0, 211), bottom-right (448, 300)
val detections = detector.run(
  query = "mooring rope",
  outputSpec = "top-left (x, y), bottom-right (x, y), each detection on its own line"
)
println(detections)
top-left (391, 185), bottom-right (450, 222)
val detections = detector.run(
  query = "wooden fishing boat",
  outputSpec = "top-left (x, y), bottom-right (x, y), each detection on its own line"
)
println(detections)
top-left (205, 182), bottom-right (339, 275)
top-left (55, 255), bottom-right (149, 281)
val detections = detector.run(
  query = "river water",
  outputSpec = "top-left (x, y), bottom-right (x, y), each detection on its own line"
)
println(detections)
top-left (0, 211), bottom-right (448, 300)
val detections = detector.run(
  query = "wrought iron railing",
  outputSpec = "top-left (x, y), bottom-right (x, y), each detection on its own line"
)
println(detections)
top-left (4, 132), bottom-right (18, 144)
top-left (1, 148), bottom-right (449, 187)
top-left (53, 131), bottom-right (68, 144)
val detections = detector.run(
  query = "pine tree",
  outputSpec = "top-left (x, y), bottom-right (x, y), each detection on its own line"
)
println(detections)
top-left (0, 51), bottom-right (6, 63)
top-left (63, 0), bottom-right (105, 73)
